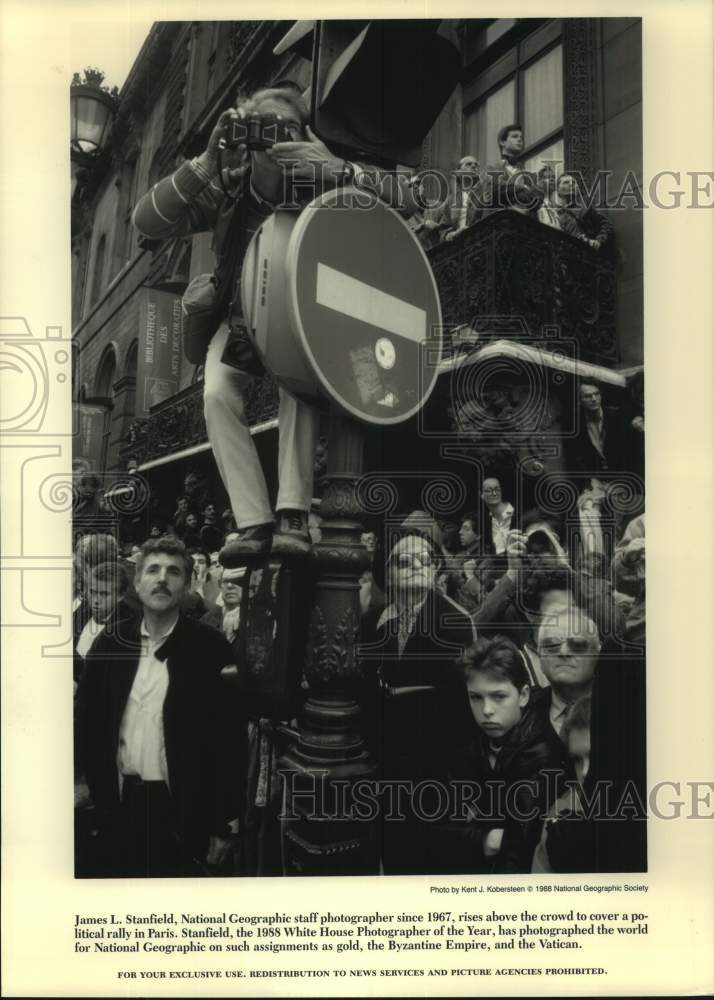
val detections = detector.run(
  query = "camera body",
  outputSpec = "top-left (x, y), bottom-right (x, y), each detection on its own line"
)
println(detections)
top-left (222, 113), bottom-right (294, 151)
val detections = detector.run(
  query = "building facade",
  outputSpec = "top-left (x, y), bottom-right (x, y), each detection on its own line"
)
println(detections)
top-left (71, 17), bottom-right (643, 522)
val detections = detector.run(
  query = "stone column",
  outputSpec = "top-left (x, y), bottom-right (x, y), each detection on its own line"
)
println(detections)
top-left (280, 408), bottom-right (378, 875)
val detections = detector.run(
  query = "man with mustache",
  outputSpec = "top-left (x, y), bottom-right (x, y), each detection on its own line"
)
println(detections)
top-left (79, 537), bottom-right (240, 877)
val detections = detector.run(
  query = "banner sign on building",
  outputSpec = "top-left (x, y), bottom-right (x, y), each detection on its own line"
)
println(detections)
top-left (74, 402), bottom-right (107, 470)
top-left (136, 288), bottom-right (182, 416)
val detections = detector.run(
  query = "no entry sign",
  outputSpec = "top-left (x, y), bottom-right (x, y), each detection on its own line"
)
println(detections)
top-left (287, 188), bottom-right (442, 424)
top-left (241, 187), bottom-right (443, 426)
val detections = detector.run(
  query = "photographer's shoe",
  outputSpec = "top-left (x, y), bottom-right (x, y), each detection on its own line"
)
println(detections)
top-left (220, 523), bottom-right (273, 566)
top-left (272, 509), bottom-right (311, 557)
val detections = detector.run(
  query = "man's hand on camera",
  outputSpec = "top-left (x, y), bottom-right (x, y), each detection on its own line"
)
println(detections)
top-left (266, 125), bottom-right (345, 181)
top-left (196, 108), bottom-right (246, 178)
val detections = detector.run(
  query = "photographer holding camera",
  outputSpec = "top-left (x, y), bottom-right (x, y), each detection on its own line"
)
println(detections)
top-left (134, 85), bottom-right (408, 560)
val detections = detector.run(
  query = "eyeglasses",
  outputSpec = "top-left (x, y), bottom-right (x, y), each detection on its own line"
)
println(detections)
top-left (539, 636), bottom-right (596, 655)
top-left (391, 552), bottom-right (434, 571)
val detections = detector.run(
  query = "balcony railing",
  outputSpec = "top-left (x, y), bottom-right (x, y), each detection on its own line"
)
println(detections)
top-left (121, 210), bottom-right (617, 470)
top-left (120, 373), bottom-right (279, 468)
top-left (428, 210), bottom-right (618, 366)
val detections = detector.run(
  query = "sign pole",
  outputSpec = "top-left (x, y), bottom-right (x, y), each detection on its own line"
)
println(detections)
top-left (280, 406), bottom-right (379, 875)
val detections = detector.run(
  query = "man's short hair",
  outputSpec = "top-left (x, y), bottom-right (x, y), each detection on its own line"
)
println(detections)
top-left (137, 537), bottom-right (193, 582)
top-left (89, 560), bottom-right (130, 595)
top-left (77, 533), bottom-right (119, 569)
top-left (187, 547), bottom-right (210, 564)
top-left (535, 608), bottom-right (599, 651)
top-left (240, 85), bottom-right (309, 128)
top-left (558, 170), bottom-right (579, 185)
top-left (460, 511), bottom-right (481, 531)
top-left (520, 507), bottom-right (564, 539)
top-left (497, 122), bottom-right (523, 147)
top-left (561, 696), bottom-right (592, 741)
top-left (459, 635), bottom-right (529, 690)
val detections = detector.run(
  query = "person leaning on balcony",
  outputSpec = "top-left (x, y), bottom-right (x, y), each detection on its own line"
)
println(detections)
top-left (557, 171), bottom-right (615, 253)
top-left (133, 85), bottom-right (418, 563)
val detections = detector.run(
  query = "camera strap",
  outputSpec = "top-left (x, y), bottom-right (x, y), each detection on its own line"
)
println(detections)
top-left (216, 146), bottom-right (240, 203)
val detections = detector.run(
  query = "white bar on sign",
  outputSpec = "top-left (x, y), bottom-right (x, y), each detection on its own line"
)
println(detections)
top-left (315, 262), bottom-right (426, 343)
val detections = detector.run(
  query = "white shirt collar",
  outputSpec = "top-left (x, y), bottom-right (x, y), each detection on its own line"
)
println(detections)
top-left (140, 614), bottom-right (179, 645)
top-left (377, 596), bottom-right (427, 631)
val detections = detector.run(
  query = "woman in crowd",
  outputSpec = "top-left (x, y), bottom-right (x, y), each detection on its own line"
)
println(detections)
top-left (359, 527), bottom-right (475, 874)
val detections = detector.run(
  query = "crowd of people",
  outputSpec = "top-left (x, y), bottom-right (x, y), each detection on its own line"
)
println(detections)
top-left (410, 123), bottom-right (615, 252)
top-left (73, 412), bottom-right (645, 878)
top-left (73, 82), bottom-right (643, 879)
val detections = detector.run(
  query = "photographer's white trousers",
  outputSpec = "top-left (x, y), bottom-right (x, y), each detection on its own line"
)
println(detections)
top-left (204, 324), bottom-right (317, 529)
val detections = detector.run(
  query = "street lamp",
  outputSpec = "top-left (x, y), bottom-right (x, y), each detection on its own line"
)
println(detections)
top-left (70, 68), bottom-right (118, 197)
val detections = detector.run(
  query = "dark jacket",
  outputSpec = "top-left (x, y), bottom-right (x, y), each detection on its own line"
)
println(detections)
top-left (359, 589), bottom-right (477, 874)
top-left (436, 185), bottom-right (484, 236)
top-left (80, 612), bottom-right (239, 859)
top-left (359, 590), bottom-right (477, 775)
top-left (559, 204), bottom-right (615, 252)
top-left (429, 691), bottom-right (573, 874)
top-left (483, 160), bottom-right (544, 216)
top-left (567, 405), bottom-right (635, 478)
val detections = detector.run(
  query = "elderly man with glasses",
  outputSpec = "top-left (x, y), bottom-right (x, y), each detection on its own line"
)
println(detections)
top-left (535, 605), bottom-right (600, 738)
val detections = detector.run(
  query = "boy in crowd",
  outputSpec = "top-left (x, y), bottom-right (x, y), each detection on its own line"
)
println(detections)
top-left (430, 636), bottom-right (571, 874)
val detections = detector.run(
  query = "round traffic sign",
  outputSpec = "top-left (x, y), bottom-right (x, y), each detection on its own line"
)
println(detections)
top-left (285, 187), bottom-right (443, 425)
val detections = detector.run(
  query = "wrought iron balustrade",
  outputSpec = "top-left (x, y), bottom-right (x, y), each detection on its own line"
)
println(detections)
top-left (428, 210), bottom-right (618, 366)
top-left (121, 373), bottom-right (279, 467)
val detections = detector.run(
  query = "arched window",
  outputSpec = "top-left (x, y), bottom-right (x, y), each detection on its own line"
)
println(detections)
top-left (90, 234), bottom-right (107, 306)
top-left (125, 339), bottom-right (139, 379)
top-left (95, 346), bottom-right (117, 399)
top-left (124, 339), bottom-right (139, 420)
top-left (94, 346), bottom-right (117, 471)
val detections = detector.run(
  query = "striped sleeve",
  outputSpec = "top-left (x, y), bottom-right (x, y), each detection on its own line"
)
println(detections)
top-left (132, 159), bottom-right (236, 240)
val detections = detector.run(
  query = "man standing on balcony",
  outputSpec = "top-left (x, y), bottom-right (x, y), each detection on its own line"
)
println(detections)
top-left (484, 124), bottom-right (542, 216)
top-left (440, 155), bottom-right (485, 241)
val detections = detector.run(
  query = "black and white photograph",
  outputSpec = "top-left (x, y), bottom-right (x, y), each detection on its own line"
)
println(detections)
top-left (4, 2), bottom-right (714, 996)
top-left (68, 16), bottom-right (648, 881)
